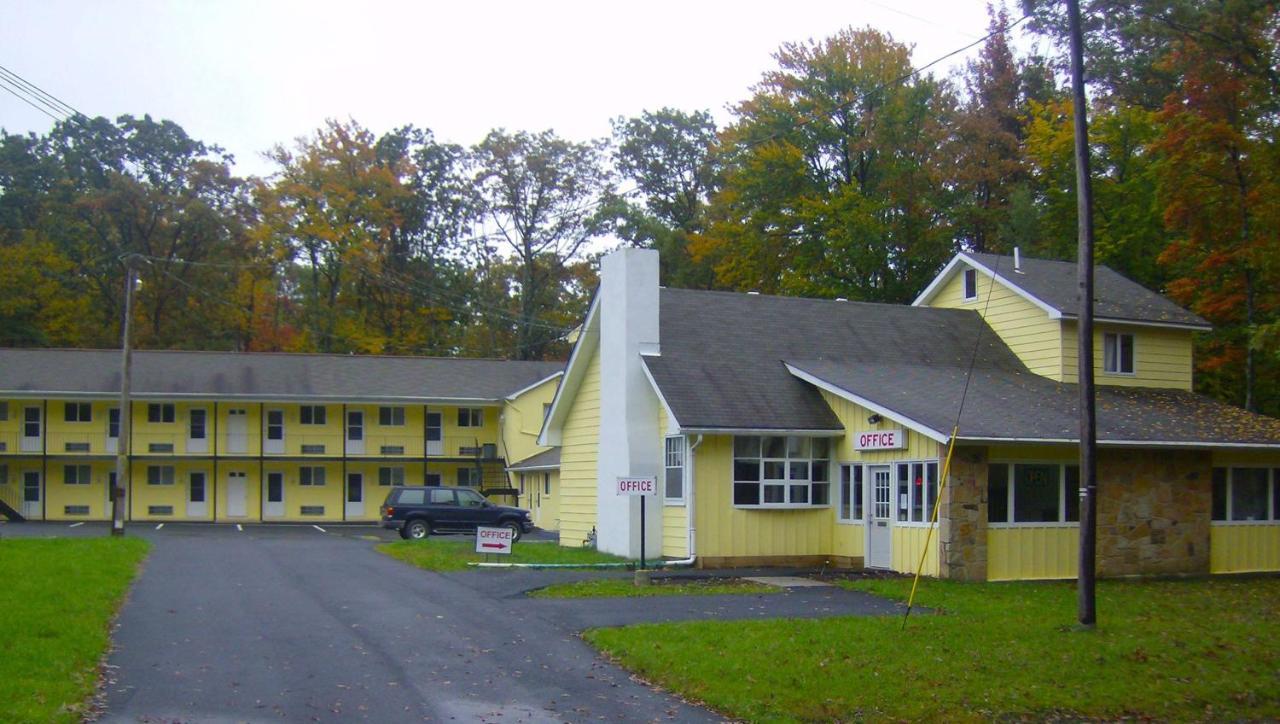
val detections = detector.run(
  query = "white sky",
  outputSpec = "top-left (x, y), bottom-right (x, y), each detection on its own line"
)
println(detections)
top-left (2, 0), bottom-right (1042, 178)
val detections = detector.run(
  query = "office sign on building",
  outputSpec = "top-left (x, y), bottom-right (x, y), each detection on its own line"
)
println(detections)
top-left (855, 429), bottom-right (905, 451)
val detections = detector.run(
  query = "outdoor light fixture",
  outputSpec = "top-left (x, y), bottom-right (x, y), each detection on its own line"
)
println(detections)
top-left (867, 414), bottom-right (883, 424)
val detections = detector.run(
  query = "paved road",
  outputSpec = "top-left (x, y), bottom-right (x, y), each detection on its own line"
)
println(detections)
top-left (98, 525), bottom-right (716, 723)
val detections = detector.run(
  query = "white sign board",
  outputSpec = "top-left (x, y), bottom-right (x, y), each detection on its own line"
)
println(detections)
top-left (616, 476), bottom-right (657, 496)
top-left (855, 429), bottom-right (905, 451)
top-left (475, 526), bottom-right (515, 555)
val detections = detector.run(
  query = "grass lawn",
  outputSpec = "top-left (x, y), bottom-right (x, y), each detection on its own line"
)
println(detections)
top-left (529, 577), bottom-right (780, 598)
top-left (585, 576), bottom-right (1280, 722)
top-left (0, 536), bottom-right (150, 723)
top-left (378, 538), bottom-right (627, 571)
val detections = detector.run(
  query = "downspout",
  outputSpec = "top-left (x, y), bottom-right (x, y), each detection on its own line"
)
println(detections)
top-left (663, 434), bottom-right (701, 567)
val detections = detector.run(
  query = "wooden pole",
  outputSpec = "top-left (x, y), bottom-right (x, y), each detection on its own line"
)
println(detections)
top-left (1067, 0), bottom-right (1098, 628)
top-left (111, 256), bottom-right (137, 537)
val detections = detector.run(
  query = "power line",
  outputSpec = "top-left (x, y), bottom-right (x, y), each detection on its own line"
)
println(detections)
top-left (0, 63), bottom-right (82, 118)
top-left (0, 75), bottom-right (64, 123)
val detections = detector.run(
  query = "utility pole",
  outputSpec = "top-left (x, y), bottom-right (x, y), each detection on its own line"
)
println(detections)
top-left (1067, 0), bottom-right (1098, 628)
top-left (111, 255), bottom-right (137, 537)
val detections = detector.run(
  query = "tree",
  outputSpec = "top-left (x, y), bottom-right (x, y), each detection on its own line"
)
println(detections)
top-left (608, 108), bottom-right (720, 287)
top-left (472, 129), bottom-right (612, 360)
top-left (694, 27), bottom-right (956, 302)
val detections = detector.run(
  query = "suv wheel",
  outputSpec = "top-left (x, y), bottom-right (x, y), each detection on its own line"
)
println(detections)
top-left (405, 519), bottom-right (430, 540)
top-left (500, 520), bottom-right (522, 543)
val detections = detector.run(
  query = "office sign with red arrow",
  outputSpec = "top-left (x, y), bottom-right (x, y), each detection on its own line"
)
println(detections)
top-left (475, 526), bottom-right (515, 555)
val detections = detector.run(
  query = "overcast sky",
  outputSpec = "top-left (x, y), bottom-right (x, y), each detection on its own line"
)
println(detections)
top-left (2, 0), bottom-right (1043, 178)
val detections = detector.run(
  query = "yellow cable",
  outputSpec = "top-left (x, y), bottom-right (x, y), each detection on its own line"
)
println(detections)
top-left (903, 424), bottom-right (959, 629)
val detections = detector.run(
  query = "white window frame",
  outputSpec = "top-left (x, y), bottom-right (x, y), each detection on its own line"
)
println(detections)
top-left (731, 435), bottom-right (832, 509)
top-left (1102, 332), bottom-right (1136, 375)
top-left (299, 405), bottom-right (327, 425)
top-left (147, 465), bottom-right (176, 486)
top-left (837, 463), bottom-right (865, 524)
top-left (664, 435), bottom-right (685, 505)
top-left (963, 267), bottom-right (978, 301)
top-left (378, 466), bottom-right (405, 486)
top-left (299, 466), bottom-right (327, 486)
top-left (987, 461), bottom-right (1081, 528)
top-left (379, 406), bottom-right (405, 426)
top-left (893, 460), bottom-right (941, 526)
top-left (1212, 467), bottom-right (1279, 524)
top-left (64, 464), bottom-right (92, 485)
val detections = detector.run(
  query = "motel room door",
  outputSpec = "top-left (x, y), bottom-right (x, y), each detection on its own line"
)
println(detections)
top-left (345, 472), bottom-right (364, 518)
top-left (21, 470), bottom-right (41, 519)
top-left (187, 471), bottom-right (208, 518)
top-left (264, 472), bottom-right (284, 518)
top-left (346, 411), bottom-right (365, 455)
top-left (866, 464), bottom-right (892, 569)
top-left (226, 471), bottom-right (247, 518)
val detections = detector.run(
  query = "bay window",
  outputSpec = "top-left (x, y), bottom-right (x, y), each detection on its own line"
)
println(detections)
top-left (732, 435), bottom-right (830, 508)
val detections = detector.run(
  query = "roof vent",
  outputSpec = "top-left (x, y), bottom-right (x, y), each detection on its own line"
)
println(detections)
top-left (1013, 247), bottom-right (1023, 274)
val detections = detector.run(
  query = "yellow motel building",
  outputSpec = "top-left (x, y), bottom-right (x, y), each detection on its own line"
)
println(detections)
top-left (539, 248), bottom-right (1280, 580)
top-left (0, 351), bottom-right (561, 526)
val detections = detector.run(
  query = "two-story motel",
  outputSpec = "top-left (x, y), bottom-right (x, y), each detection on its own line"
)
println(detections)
top-left (539, 248), bottom-right (1280, 579)
top-left (0, 351), bottom-right (561, 525)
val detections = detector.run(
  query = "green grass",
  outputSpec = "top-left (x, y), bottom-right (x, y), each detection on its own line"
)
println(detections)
top-left (529, 577), bottom-right (780, 598)
top-left (0, 537), bottom-right (150, 723)
top-left (585, 577), bottom-right (1280, 722)
top-left (378, 538), bottom-right (627, 571)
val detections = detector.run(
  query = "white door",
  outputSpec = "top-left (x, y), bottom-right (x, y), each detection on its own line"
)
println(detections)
top-left (20, 406), bottom-right (41, 452)
top-left (21, 470), bottom-right (41, 519)
top-left (345, 472), bottom-right (364, 518)
top-left (264, 410), bottom-right (284, 454)
top-left (105, 408), bottom-right (119, 454)
top-left (426, 412), bottom-right (443, 456)
top-left (265, 472), bottom-right (284, 518)
top-left (226, 472), bottom-right (247, 517)
top-left (226, 409), bottom-right (248, 454)
top-left (346, 411), bottom-right (364, 455)
top-left (187, 471), bottom-right (208, 518)
top-left (187, 408), bottom-right (208, 453)
top-left (866, 465), bottom-right (893, 569)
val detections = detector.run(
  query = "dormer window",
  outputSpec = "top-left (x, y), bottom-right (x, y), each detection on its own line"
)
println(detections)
top-left (1103, 332), bottom-right (1135, 375)
top-left (963, 268), bottom-right (977, 301)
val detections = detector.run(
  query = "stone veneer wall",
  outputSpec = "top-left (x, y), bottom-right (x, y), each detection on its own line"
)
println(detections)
top-left (1095, 449), bottom-right (1211, 576)
top-left (940, 446), bottom-right (988, 581)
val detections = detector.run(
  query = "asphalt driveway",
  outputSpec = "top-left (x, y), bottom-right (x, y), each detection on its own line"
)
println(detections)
top-left (0, 522), bottom-right (905, 722)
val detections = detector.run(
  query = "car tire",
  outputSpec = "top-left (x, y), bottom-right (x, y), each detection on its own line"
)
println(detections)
top-left (500, 520), bottom-right (522, 543)
top-left (405, 519), bottom-right (430, 540)
top-left (397, 525), bottom-right (411, 540)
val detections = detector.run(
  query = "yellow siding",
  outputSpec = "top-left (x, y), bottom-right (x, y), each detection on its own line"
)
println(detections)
top-left (1210, 524), bottom-right (1280, 573)
top-left (501, 376), bottom-right (559, 467)
top-left (693, 435), bottom-right (833, 559)
top-left (891, 526), bottom-right (939, 577)
top-left (348, 404), bottom-right (426, 458)
top-left (517, 470), bottom-right (560, 530)
top-left (44, 460), bottom-right (112, 520)
top-left (1061, 322), bottom-right (1194, 389)
top-left (927, 267), bottom-right (1064, 379)
top-left (987, 527), bottom-right (1079, 580)
top-left (131, 460), bottom-right (215, 521)
top-left (659, 405), bottom-right (689, 559)
top-left (558, 348), bottom-right (601, 547)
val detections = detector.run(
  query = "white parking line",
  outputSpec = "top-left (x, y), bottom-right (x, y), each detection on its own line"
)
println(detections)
top-left (155, 523), bottom-right (164, 530)
top-left (68, 522), bottom-right (84, 528)
top-left (312, 524), bottom-right (326, 533)
top-left (236, 524), bottom-right (243, 531)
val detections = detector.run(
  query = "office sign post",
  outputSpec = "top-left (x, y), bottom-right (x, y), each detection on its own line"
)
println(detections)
top-left (616, 476), bottom-right (657, 569)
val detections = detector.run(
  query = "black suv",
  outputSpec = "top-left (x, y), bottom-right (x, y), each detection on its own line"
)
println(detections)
top-left (380, 486), bottom-right (533, 541)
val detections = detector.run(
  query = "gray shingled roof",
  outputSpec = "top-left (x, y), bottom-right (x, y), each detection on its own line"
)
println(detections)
top-left (967, 252), bottom-right (1211, 328)
top-left (0, 349), bottom-right (563, 402)
top-left (507, 448), bottom-right (560, 471)
top-left (644, 288), bottom-right (1027, 431)
top-left (787, 359), bottom-right (1280, 446)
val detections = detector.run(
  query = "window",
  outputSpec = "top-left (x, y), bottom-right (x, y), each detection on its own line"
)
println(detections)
top-left (189, 409), bottom-right (207, 439)
top-left (300, 467), bottom-right (326, 486)
top-left (429, 488), bottom-right (456, 505)
top-left (664, 436), bottom-right (684, 502)
top-left (146, 465), bottom-right (175, 486)
top-left (732, 435), bottom-right (831, 507)
top-left (963, 267), bottom-right (978, 301)
top-left (300, 405), bottom-right (327, 425)
top-left (397, 488), bottom-right (426, 505)
top-left (1103, 332), bottom-right (1135, 374)
top-left (64, 464), bottom-right (91, 485)
top-left (108, 408), bottom-right (120, 438)
top-left (378, 466), bottom-right (405, 486)
top-left (0, 401), bottom-right (7, 421)
top-left (894, 462), bottom-right (940, 523)
top-left (1212, 467), bottom-right (1278, 522)
top-left (379, 406), bottom-right (405, 426)
top-left (543, 472), bottom-right (551, 495)
top-left (458, 488), bottom-right (486, 508)
top-left (838, 464), bottom-right (864, 522)
top-left (148, 403), bottom-right (175, 423)
top-left (458, 408), bottom-right (484, 428)
top-left (988, 462), bottom-right (1081, 524)
top-left (266, 410), bottom-right (284, 440)
top-left (64, 402), bottom-right (92, 422)
top-left (426, 472), bottom-right (443, 486)
top-left (458, 467), bottom-right (479, 487)
top-left (0, 465), bottom-right (7, 485)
